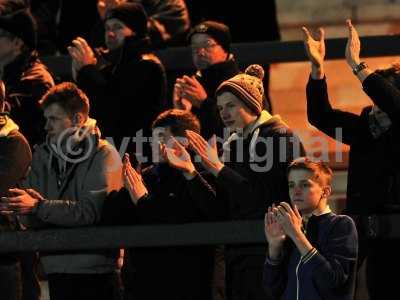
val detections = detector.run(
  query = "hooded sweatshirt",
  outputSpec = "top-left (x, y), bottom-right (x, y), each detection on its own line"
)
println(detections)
top-left (217, 110), bottom-right (305, 220)
top-left (20, 118), bottom-right (123, 274)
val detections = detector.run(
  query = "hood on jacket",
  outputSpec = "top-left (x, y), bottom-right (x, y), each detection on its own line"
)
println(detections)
top-left (222, 110), bottom-right (287, 162)
top-left (46, 118), bottom-right (101, 172)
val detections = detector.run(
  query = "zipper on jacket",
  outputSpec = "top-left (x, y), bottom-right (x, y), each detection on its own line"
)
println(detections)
top-left (295, 248), bottom-right (318, 300)
top-left (295, 258), bottom-right (302, 300)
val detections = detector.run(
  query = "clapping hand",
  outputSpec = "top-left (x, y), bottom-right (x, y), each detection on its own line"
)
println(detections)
top-left (265, 204), bottom-right (286, 247)
top-left (176, 76), bottom-right (207, 108)
top-left (123, 154), bottom-right (148, 205)
top-left (186, 131), bottom-right (224, 177)
top-left (302, 26), bottom-right (325, 79)
top-left (68, 37), bottom-right (97, 80)
top-left (160, 136), bottom-right (197, 179)
top-left (345, 19), bottom-right (361, 69)
top-left (272, 202), bottom-right (303, 240)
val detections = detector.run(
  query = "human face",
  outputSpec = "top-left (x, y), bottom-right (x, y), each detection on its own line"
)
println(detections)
top-left (152, 126), bottom-right (189, 163)
top-left (288, 169), bottom-right (326, 215)
top-left (152, 126), bottom-right (174, 163)
top-left (105, 18), bottom-right (134, 50)
top-left (190, 33), bottom-right (228, 70)
top-left (217, 92), bottom-right (257, 132)
top-left (44, 103), bottom-right (74, 144)
top-left (0, 29), bottom-right (22, 66)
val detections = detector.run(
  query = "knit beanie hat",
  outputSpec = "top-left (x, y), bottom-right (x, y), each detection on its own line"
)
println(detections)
top-left (188, 20), bottom-right (231, 53)
top-left (216, 64), bottom-right (265, 115)
top-left (105, 2), bottom-right (148, 38)
top-left (0, 7), bottom-right (37, 49)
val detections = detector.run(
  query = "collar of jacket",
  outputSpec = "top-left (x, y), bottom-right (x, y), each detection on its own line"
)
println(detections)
top-left (221, 110), bottom-right (286, 162)
top-left (196, 55), bottom-right (239, 92)
top-left (98, 35), bottom-right (152, 67)
top-left (368, 105), bottom-right (392, 138)
top-left (45, 118), bottom-right (100, 168)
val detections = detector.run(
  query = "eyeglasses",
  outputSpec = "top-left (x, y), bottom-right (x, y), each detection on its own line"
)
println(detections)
top-left (191, 40), bottom-right (219, 52)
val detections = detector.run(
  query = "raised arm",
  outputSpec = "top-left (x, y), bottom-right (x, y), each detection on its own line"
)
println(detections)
top-left (303, 25), bottom-right (361, 145)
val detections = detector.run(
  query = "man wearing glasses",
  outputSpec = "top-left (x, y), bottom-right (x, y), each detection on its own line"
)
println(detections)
top-left (173, 20), bottom-right (239, 141)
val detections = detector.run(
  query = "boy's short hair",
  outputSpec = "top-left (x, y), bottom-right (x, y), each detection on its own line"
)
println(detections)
top-left (152, 109), bottom-right (200, 137)
top-left (39, 82), bottom-right (90, 118)
top-left (288, 157), bottom-right (333, 186)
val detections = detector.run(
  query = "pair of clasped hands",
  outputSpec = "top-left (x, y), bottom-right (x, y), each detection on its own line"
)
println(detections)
top-left (123, 130), bottom-right (224, 204)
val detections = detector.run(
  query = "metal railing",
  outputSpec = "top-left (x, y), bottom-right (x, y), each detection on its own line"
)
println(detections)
top-left (3, 35), bottom-right (399, 253)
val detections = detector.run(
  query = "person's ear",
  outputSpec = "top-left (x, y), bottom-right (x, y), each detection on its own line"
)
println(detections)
top-left (322, 186), bottom-right (332, 198)
top-left (13, 37), bottom-right (24, 51)
top-left (72, 112), bottom-right (85, 127)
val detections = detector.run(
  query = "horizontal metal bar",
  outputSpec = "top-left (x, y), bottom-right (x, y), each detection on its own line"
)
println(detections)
top-left (42, 35), bottom-right (400, 78)
top-left (2, 214), bottom-right (400, 253)
top-left (0, 221), bottom-right (266, 253)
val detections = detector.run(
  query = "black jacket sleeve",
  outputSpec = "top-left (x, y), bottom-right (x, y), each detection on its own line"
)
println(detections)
top-left (185, 171), bottom-right (226, 221)
top-left (306, 76), bottom-right (361, 145)
top-left (100, 188), bottom-right (138, 226)
top-left (362, 72), bottom-right (400, 122)
top-left (308, 216), bottom-right (358, 296)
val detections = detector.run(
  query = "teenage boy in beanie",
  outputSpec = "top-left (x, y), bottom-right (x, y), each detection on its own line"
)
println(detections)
top-left (0, 80), bottom-right (32, 300)
top-left (69, 2), bottom-right (166, 163)
top-left (186, 65), bottom-right (305, 300)
top-left (0, 1), bottom-right (55, 148)
top-left (173, 20), bottom-right (240, 141)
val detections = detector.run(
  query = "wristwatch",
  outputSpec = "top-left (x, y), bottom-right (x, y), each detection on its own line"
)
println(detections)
top-left (352, 61), bottom-right (368, 75)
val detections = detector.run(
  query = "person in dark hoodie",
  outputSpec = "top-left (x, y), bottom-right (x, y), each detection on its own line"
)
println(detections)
top-left (303, 20), bottom-right (400, 300)
top-left (0, 0), bottom-right (55, 147)
top-left (0, 82), bottom-right (123, 300)
top-left (173, 20), bottom-right (240, 141)
top-left (0, 80), bottom-right (32, 300)
top-left (68, 2), bottom-right (166, 163)
top-left (102, 108), bottom-right (223, 300)
top-left (186, 64), bottom-right (305, 300)
top-left (263, 158), bottom-right (358, 300)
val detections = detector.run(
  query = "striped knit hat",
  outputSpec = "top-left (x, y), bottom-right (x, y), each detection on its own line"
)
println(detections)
top-left (216, 64), bottom-right (265, 115)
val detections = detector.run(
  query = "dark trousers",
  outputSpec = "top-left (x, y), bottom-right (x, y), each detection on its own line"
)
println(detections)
top-left (362, 239), bottom-right (400, 300)
top-left (225, 257), bottom-right (271, 300)
top-left (20, 252), bottom-right (41, 300)
top-left (48, 272), bottom-right (121, 300)
top-left (0, 260), bottom-right (22, 300)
